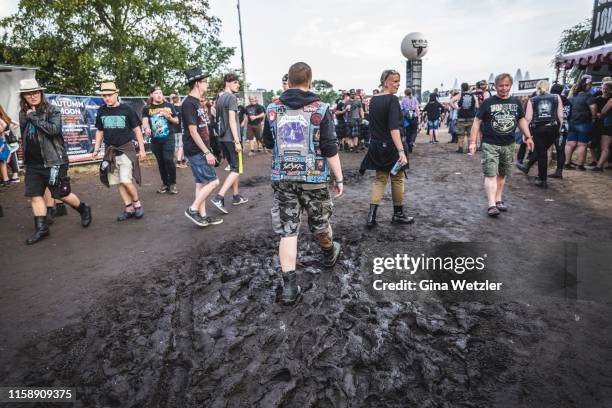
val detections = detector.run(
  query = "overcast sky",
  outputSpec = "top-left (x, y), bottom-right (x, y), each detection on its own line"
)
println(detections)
top-left (2, 0), bottom-right (593, 93)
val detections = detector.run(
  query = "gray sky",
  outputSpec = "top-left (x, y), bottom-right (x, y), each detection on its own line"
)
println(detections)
top-left (2, 0), bottom-right (592, 93)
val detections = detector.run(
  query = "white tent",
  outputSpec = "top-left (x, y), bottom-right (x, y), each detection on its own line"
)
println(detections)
top-left (0, 64), bottom-right (38, 128)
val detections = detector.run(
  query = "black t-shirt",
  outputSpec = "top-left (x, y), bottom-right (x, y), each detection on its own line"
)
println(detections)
top-left (424, 101), bottom-right (444, 120)
top-left (181, 95), bottom-right (210, 157)
top-left (477, 95), bottom-right (525, 146)
top-left (95, 103), bottom-right (141, 147)
top-left (335, 101), bottom-right (346, 123)
top-left (245, 103), bottom-right (265, 125)
top-left (142, 101), bottom-right (177, 141)
top-left (170, 104), bottom-right (182, 133)
top-left (368, 94), bottom-right (401, 142)
top-left (238, 105), bottom-right (247, 125)
top-left (24, 120), bottom-right (44, 165)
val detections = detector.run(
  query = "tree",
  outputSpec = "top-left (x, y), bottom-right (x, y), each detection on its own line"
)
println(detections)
top-left (312, 79), bottom-right (339, 104)
top-left (0, 0), bottom-right (234, 95)
top-left (555, 18), bottom-right (591, 58)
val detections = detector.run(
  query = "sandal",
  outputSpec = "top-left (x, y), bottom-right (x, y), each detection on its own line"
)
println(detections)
top-left (495, 201), bottom-right (508, 212)
top-left (487, 206), bottom-right (500, 217)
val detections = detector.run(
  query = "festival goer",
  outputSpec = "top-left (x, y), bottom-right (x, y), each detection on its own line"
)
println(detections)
top-left (210, 73), bottom-right (249, 213)
top-left (360, 69), bottom-right (413, 227)
top-left (236, 96), bottom-right (248, 148)
top-left (262, 62), bottom-right (343, 305)
top-left (565, 77), bottom-right (597, 171)
top-left (447, 91), bottom-right (459, 144)
top-left (92, 81), bottom-right (146, 221)
top-left (590, 80), bottom-right (611, 166)
top-left (547, 83), bottom-right (572, 178)
top-left (181, 68), bottom-right (223, 227)
top-left (335, 93), bottom-right (350, 151)
top-left (400, 88), bottom-right (419, 152)
top-left (170, 94), bottom-right (187, 168)
top-left (474, 80), bottom-right (492, 149)
top-left (517, 80), bottom-right (564, 188)
top-left (451, 83), bottom-right (478, 153)
top-left (142, 86), bottom-right (179, 194)
top-left (593, 82), bottom-right (612, 172)
top-left (423, 94), bottom-right (444, 143)
top-left (18, 79), bottom-right (92, 244)
top-left (346, 89), bottom-right (364, 152)
top-left (245, 95), bottom-right (266, 155)
top-left (469, 73), bottom-right (533, 217)
top-left (0, 104), bottom-right (20, 184)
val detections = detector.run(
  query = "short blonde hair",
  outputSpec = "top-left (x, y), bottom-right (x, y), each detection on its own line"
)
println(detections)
top-left (494, 73), bottom-right (513, 85)
top-left (535, 79), bottom-right (550, 95)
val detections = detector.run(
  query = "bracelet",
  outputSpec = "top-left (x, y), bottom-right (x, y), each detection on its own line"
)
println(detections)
top-left (204, 151), bottom-right (211, 155)
top-left (335, 180), bottom-right (343, 184)
top-left (398, 149), bottom-right (404, 153)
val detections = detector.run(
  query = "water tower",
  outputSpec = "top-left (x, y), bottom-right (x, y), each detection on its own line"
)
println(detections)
top-left (401, 32), bottom-right (429, 102)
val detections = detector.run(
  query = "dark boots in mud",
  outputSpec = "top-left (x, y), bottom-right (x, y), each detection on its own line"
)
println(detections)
top-left (26, 216), bottom-right (49, 245)
top-left (281, 271), bottom-right (301, 305)
top-left (322, 241), bottom-right (341, 267)
top-left (366, 204), bottom-right (378, 228)
top-left (391, 206), bottom-right (414, 225)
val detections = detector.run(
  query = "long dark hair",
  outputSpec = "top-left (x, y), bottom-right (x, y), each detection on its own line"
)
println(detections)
top-left (19, 91), bottom-right (49, 114)
top-left (0, 104), bottom-right (12, 126)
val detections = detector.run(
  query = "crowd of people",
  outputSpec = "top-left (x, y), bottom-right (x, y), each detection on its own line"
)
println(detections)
top-left (1, 66), bottom-right (609, 296)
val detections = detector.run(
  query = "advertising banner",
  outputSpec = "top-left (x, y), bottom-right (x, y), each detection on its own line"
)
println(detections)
top-left (591, 0), bottom-right (612, 47)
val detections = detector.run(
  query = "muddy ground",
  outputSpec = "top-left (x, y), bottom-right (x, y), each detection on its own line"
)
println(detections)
top-left (1, 130), bottom-right (612, 407)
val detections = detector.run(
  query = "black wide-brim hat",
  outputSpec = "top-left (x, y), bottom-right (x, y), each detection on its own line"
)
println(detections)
top-left (185, 67), bottom-right (210, 85)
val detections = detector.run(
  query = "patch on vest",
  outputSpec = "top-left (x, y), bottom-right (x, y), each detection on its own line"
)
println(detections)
top-left (268, 111), bottom-right (277, 122)
top-left (278, 114), bottom-right (309, 144)
top-left (303, 102), bottom-right (320, 113)
top-left (311, 113), bottom-right (322, 125)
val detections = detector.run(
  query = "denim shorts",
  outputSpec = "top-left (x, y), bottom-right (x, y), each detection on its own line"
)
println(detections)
top-left (567, 122), bottom-right (592, 144)
top-left (428, 119), bottom-right (440, 130)
top-left (186, 153), bottom-right (218, 184)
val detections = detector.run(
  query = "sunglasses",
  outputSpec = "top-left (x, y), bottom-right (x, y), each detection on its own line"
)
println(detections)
top-left (23, 91), bottom-right (40, 97)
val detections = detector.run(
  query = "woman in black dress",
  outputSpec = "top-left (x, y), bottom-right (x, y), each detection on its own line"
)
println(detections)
top-left (360, 69), bottom-right (414, 227)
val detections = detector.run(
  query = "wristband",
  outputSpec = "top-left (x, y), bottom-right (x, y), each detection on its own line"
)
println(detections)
top-left (335, 180), bottom-right (343, 184)
top-left (204, 151), bottom-right (211, 155)
top-left (398, 149), bottom-right (405, 153)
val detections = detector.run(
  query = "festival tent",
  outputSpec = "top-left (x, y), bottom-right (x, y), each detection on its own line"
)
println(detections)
top-left (555, 43), bottom-right (612, 69)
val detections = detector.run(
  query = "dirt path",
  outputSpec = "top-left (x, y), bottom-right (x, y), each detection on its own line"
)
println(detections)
top-left (1, 130), bottom-right (611, 407)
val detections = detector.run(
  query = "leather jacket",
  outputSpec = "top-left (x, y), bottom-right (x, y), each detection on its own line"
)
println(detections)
top-left (19, 104), bottom-right (68, 167)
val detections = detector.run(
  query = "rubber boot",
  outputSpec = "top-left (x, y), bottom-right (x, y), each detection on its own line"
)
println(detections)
top-left (391, 206), bottom-right (415, 225)
top-left (26, 216), bottom-right (50, 245)
top-left (281, 271), bottom-right (301, 305)
top-left (55, 202), bottom-right (68, 216)
top-left (366, 204), bottom-right (378, 228)
top-left (46, 206), bottom-right (56, 225)
top-left (322, 242), bottom-right (341, 267)
top-left (74, 202), bottom-right (92, 228)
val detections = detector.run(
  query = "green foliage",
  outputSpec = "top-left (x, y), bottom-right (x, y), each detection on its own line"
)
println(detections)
top-left (262, 89), bottom-right (281, 106)
top-left (554, 18), bottom-right (591, 61)
top-left (0, 0), bottom-right (234, 95)
top-left (312, 79), bottom-right (339, 104)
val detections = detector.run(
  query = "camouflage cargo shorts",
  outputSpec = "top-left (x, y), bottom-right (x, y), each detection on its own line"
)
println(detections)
top-left (481, 142), bottom-right (514, 177)
top-left (456, 118), bottom-right (473, 140)
top-left (271, 182), bottom-right (333, 238)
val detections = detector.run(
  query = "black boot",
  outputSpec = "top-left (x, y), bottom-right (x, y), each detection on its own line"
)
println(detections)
top-left (322, 242), bottom-right (341, 267)
top-left (366, 204), bottom-right (378, 228)
top-left (549, 169), bottom-right (563, 179)
top-left (46, 206), bottom-right (56, 225)
top-left (74, 202), bottom-right (92, 228)
top-left (391, 206), bottom-right (414, 225)
top-left (26, 216), bottom-right (50, 245)
top-left (515, 162), bottom-right (529, 175)
top-left (55, 202), bottom-right (68, 216)
top-left (533, 178), bottom-right (548, 189)
top-left (281, 271), bottom-right (301, 305)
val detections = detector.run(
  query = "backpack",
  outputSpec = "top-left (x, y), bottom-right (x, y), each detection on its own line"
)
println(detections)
top-left (458, 93), bottom-right (475, 118)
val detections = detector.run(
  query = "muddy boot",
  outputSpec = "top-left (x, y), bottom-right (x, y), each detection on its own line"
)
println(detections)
top-left (366, 204), bottom-right (378, 228)
top-left (281, 271), bottom-right (301, 305)
top-left (391, 206), bottom-right (414, 225)
top-left (549, 169), bottom-right (563, 179)
top-left (26, 216), bottom-right (50, 245)
top-left (46, 206), bottom-right (56, 225)
top-left (55, 202), bottom-right (68, 216)
top-left (322, 242), bottom-right (341, 267)
top-left (533, 178), bottom-right (548, 189)
top-left (74, 202), bottom-right (92, 228)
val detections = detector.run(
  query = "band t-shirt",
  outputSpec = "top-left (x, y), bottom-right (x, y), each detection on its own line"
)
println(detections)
top-left (424, 101), bottom-right (444, 120)
top-left (246, 103), bottom-right (265, 126)
top-left (477, 95), bottom-right (525, 146)
top-left (368, 94), bottom-right (402, 142)
top-left (95, 103), bottom-right (141, 147)
top-left (24, 122), bottom-right (43, 165)
top-left (142, 101), bottom-right (177, 141)
top-left (181, 95), bottom-right (209, 157)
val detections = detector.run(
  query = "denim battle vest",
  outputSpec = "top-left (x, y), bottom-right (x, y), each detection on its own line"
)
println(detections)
top-left (267, 100), bottom-right (330, 183)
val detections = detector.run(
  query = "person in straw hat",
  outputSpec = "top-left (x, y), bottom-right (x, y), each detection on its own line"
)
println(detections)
top-left (18, 78), bottom-right (92, 245)
top-left (92, 81), bottom-right (146, 221)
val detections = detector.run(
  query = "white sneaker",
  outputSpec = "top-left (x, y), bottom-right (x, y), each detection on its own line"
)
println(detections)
top-left (224, 165), bottom-right (231, 171)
